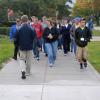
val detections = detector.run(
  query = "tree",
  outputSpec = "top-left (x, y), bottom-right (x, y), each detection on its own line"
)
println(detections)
top-left (0, 0), bottom-right (70, 21)
top-left (72, 0), bottom-right (100, 26)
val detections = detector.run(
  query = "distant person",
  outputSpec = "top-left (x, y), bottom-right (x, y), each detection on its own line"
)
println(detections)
top-left (57, 20), bottom-right (62, 50)
top-left (31, 17), bottom-right (43, 61)
top-left (42, 16), bottom-right (48, 56)
top-left (10, 19), bottom-right (21, 60)
top-left (86, 18), bottom-right (94, 38)
top-left (15, 15), bottom-right (37, 79)
top-left (75, 18), bottom-right (92, 69)
top-left (30, 16), bottom-right (36, 25)
top-left (70, 19), bottom-right (80, 56)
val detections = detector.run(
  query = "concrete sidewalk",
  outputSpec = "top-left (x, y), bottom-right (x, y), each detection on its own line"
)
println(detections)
top-left (92, 36), bottom-right (100, 41)
top-left (94, 26), bottom-right (100, 30)
top-left (0, 51), bottom-right (100, 100)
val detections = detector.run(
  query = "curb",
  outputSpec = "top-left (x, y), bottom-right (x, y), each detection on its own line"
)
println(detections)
top-left (88, 61), bottom-right (100, 81)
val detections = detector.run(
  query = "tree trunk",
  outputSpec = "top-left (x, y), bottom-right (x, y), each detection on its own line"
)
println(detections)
top-left (95, 13), bottom-right (100, 26)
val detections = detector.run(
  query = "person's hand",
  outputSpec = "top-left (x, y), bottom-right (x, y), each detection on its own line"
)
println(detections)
top-left (48, 34), bottom-right (53, 39)
top-left (38, 48), bottom-right (42, 51)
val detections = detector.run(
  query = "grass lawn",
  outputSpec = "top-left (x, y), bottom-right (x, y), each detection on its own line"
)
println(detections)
top-left (0, 35), bottom-right (14, 69)
top-left (93, 30), bottom-right (100, 36)
top-left (88, 41), bottom-right (100, 73)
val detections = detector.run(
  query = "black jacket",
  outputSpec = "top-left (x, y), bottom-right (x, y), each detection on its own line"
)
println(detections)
top-left (60, 24), bottom-right (71, 42)
top-left (43, 26), bottom-right (59, 43)
top-left (15, 24), bottom-right (36, 51)
top-left (75, 27), bottom-right (91, 47)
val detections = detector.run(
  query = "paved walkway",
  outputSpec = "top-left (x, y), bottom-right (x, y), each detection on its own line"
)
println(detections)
top-left (0, 51), bottom-right (100, 100)
top-left (92, 36), bottom-right (100, 41)
top-left (94, 26), bottom-right (100, 30)
top-left (93, 26), bottom-right (100, 41)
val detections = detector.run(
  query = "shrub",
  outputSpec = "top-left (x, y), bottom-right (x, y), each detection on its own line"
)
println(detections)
top-left (0, 27), bottom-right (10, 36)
top-left (0, 21), bottom-right (16, 27)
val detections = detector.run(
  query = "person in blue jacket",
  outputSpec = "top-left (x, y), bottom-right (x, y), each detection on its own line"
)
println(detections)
top-left (10, 19), bottom-right (21, 60)
top-left (86, 18), bottom-right (94, 39)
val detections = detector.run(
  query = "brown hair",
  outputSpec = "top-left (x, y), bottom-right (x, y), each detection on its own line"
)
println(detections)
top-left (21, 15), bottom-right (28, 22)
top-left (46, 19), bottom-right (57, 27)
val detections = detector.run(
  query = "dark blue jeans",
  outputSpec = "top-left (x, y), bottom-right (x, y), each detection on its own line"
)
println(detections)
top-left (45, 41), bottom-right (58, 64)
top-left (71, 39), bottom-right (77, 55)
top-left (43, 39), bottom-right (47, 54)
top-left (33, 38), bottom-right (39, 58)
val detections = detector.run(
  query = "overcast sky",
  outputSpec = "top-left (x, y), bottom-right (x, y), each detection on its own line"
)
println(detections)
top-left (72, 0), bottom-right (76, 3)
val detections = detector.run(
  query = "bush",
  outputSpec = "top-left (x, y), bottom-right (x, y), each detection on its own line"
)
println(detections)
top-left (0, 27), bottom-right (10, 36)
top-left (0, 21), bottom-right (16, 27)
top-left (0, 35), bottom-right (14, 66)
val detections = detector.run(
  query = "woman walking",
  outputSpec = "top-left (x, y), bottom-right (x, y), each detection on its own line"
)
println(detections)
top-left (43, 20), bottom-right (59, 67)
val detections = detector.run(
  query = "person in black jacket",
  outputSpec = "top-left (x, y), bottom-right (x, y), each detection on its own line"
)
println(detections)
top-left (75, 18), bottom-right (92, 69)
top-left (43, 19), bottom-right (59, 67)
top-left (60, 18), bottom-right (71, 56)
top-left (15, 15), bottom-right (37, 79)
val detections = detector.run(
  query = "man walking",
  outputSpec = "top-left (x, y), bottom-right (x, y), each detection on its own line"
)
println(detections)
top-left (75, 18), bottom-right (92, 69)
top-left (60, 18), bottom-right (71, 56)
top-left (10, 19), bottom-right (21, 60)
top-left (15, 15), bottom-right (36, 79)
top-left (31, 17), bottom-right (43, 60)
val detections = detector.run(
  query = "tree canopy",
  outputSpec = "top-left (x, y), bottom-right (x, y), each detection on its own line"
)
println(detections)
top-left (0, 0), bottom-right (70, 21)
top-left (72, 0), bottom-right (100, 25)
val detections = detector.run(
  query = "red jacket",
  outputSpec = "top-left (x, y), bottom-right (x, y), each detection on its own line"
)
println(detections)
top-left (31, 23), bottom-right (43, 39)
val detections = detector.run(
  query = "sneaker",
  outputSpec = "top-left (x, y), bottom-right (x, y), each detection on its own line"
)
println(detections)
top-left (64, 53), bottom-right (67, 56)
top-left (80, 63), bottom-right (83, 69)
top-left (36, 57), bottom-right (40, 61)
top-left (26, 73), bottom-right (32, 76)
top-left (45, 53), bottom-right (48, 57)
top-left (84, 62), bottom-right (87, 68)
top-left (13, 56), bottom-right (17, 60)
top-left (21, 71), bottom-right (26, 79)
top-left (34, 55), bottom-right (37, 58)
top-left (49, 63), bottom-right (53, 67)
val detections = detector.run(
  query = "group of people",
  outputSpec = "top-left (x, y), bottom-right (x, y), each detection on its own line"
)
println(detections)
top-left (10, 15), bottom-right (92, 79)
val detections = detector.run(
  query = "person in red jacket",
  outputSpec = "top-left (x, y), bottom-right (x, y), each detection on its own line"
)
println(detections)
top-left (31, 17), bottom-right (43, 60)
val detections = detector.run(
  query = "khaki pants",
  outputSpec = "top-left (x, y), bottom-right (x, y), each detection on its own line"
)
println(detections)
top-left (19, 50), bottom-right (33, 74)
top-left (77, 46), bottom-right (87, 62)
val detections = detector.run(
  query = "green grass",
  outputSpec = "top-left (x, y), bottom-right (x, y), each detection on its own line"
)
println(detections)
top-left (0, 35), bottom-right (14, 69)
top-left (88, 42), bottom-right (100, 73)
top-left (93, 30), bottom-right (100, 36)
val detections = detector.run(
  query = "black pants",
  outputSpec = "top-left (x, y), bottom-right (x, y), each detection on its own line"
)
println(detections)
top-left (62, 38), bottom-right (70, 54)
top-left (13, 41), bottom-right (18, 59)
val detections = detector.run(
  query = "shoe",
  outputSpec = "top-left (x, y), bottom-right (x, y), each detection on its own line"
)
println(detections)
top-left (34, 55), bottom-right (37, 58)
top-left (80, 63), bottom-right (83, 69)
top-left (36, 57), bottom-right (40, 61)
top-left (84, 62), bottom-right (87, 68)
top-left (64, 53), bottom-right (67, 56)
top-left (45, 53), bottom-right (48, 57)
top-left (26, 73), bottom-right (32, 76)
top-left (21, 71), bottom-right (26, 79)
top-left (49, 63), bottom-right (53, 67)
top-left (13, 56), bottom-right (17, 60)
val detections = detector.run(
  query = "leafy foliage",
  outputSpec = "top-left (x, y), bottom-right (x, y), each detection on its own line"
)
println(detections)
top-left (0, 0), bottom-right (70, 20)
